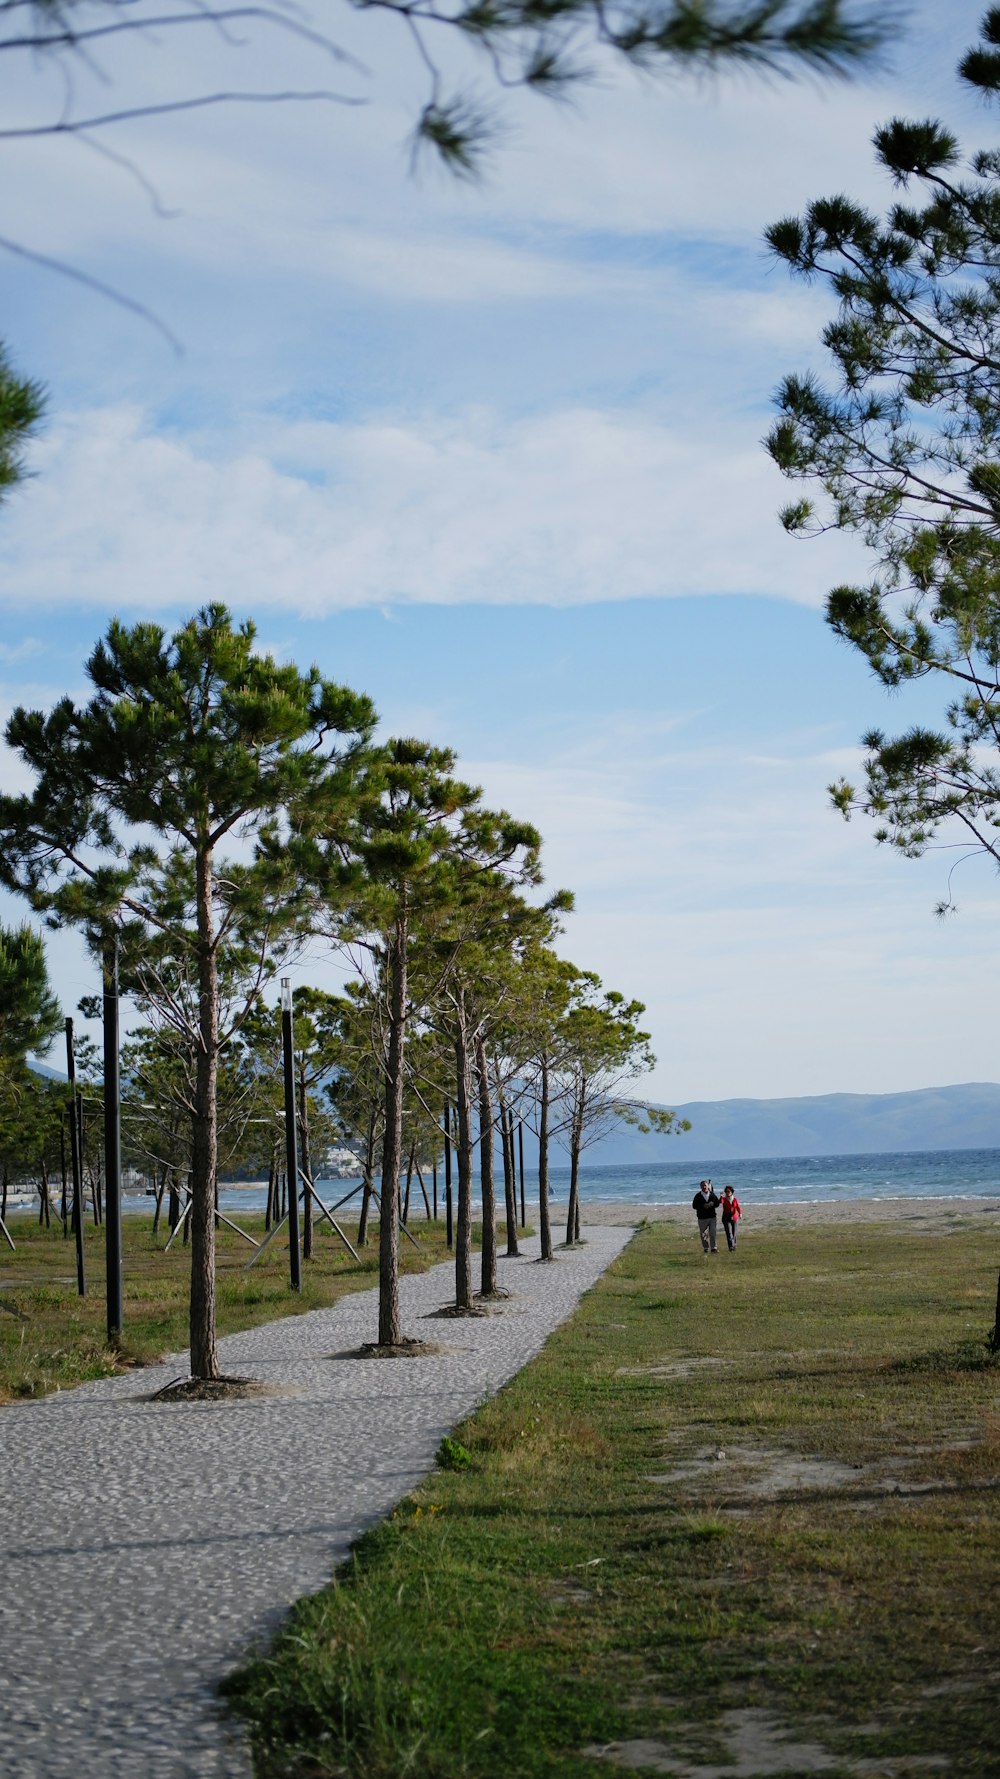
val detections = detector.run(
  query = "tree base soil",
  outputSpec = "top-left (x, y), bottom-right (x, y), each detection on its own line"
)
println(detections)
top-left (428, 1303), bottom-right (494, 1319)
top-left (352, 1337), bottom-right (445, 1358)
top-left (149, 1375), bottom-right (283, 1402)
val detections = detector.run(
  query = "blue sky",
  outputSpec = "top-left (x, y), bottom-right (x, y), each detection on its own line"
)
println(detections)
top-left (1, 0), bottom-right (997, 1104)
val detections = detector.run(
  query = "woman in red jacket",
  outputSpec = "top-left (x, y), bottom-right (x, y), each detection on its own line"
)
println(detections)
top-left (721, 1185), bottom-right (742, 1250)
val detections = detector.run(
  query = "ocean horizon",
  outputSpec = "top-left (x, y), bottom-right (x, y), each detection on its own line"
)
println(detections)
top-left (202, 1146), bottom-right (1000, 1216)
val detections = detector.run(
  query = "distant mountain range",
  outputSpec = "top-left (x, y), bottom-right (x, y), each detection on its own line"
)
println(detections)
top-left (568, 1082), bottom-right (1000, 1165)
top-left (27, 1060), bottom-right (1000, 1164)
top-left (28, 1059), bottom-right (65, 1081)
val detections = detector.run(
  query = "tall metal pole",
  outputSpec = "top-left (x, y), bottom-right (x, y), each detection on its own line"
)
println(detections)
top-left (59, 1116), bottom-right (68, 1234)
top-left (518, 1118), bottom-right (526, 1230)
top-left (281, 979), bottom-right (301, 1291)
top-left (298, 1071), bottom-right (313, 1262)
top-left (65, 1018), bottom-right (86, 1297)
top-left (443, 1100), bottom-right (453, 1250)
top-left (102, 936), bottom-right (123, 1339)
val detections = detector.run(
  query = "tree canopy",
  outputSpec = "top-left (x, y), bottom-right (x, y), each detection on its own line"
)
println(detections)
top-left (0, 922), bottom-right (61, 1066)
top-left (767, 7), bottom-right (1000, 888)
top-left (0, 340), bottom-right (43, 504)
top-left (1, 0), bottom-right (893, 185)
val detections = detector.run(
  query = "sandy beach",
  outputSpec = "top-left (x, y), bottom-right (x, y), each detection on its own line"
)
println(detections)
top-left (577, 1194), bottom-right (1000, 1232)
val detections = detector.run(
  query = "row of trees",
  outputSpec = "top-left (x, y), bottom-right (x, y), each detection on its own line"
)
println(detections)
top-left (0, 605), bottom-right (684, 1377)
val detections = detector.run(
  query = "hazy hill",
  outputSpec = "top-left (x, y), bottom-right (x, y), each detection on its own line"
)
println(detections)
top-left (561, 1082), bottom-right (1000, 1166)
top-left (27, 1061), bottom-right (1000, 1165)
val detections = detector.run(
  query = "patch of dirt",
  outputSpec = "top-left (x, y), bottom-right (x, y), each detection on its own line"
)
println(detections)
top-left (650, 1425), bottom-right (996, 1505)
top-left (148, 1375), bottom-right (289, 1402)
top-left (647, 1444), bottom-right (863, 1497)
top-left (584, 1709), bottom-right (950, 1776)
top-left (547, 1579), bottom-right (595, 1606)
top-left (475, 1287), bottom-right (513, 1303)
top-left (348, 1337), bottom-right (448, 1358)
top-left (617, 1356), bottom-right (732, 1381)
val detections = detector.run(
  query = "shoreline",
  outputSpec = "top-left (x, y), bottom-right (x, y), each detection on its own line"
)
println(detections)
top-left (578, 1193), bottom-right (1000, 1228)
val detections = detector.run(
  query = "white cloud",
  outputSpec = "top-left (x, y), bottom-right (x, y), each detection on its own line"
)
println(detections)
top-left (0, 637), bottom-right (42, 663)
top-left (0, 402), bottom-right (867, 615)
top-left (462, 724), bottom-right (1000, 1102)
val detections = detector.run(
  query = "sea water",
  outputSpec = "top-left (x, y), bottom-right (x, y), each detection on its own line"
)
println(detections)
top-left (203, 1147), bottom-right (1000, 1215)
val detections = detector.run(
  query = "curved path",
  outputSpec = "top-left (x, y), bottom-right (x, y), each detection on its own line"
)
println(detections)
top-left (0, 1225), bottom-right (633, 1778)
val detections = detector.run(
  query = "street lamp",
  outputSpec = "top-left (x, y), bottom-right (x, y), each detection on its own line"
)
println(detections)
top-left (281, 978), bottom-right (301, 1291)
top-left (103, 934), bottom-right (123, 1340)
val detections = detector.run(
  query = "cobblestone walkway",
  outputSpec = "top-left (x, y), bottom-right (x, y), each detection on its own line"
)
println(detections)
top-left (0, 1225), bottom-right (633, 1778)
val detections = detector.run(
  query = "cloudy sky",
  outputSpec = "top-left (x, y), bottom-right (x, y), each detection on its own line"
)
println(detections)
top-left (1, 0), bottom-right (996, 1104)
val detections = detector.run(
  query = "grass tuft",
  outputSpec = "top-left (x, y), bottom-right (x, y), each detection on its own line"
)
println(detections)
top-left (436, 1435), bottom-right (472, 1470)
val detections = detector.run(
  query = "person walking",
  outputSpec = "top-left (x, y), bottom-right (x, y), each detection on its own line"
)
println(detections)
top-left (721, 1184), bottom-right (742, 1250)
top-left (691, 1179), bottom-right (720, 1253)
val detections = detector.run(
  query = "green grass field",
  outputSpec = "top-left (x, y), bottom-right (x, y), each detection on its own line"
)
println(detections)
top-left (226, 1217), bottom-right (1000, 1779)
top-left (0, 1206), bottom-right (451, 1401)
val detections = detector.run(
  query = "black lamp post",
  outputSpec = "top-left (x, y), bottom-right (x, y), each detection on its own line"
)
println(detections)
top-left (65, 1017), bottom-right (86, 1298)
top-left (518, 1118), bottom-right (526, 1230)
top-left (103, 935), bottom-right (123, 1340)
top-left (281, 978), bottom-right (301, 1292)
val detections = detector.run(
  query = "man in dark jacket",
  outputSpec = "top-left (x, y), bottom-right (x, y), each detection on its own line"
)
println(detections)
top-left (692, 1179), bottom-right (720, 1253)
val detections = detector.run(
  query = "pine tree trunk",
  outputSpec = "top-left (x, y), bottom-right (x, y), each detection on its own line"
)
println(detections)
top-left (565, 1128), bottom-right (581, 1247)
top-left (454, 991), bottom-right (475, 1311)
top-left (475, 1031), bottom-right (497, 1296)
top-left (378, 906), bottom-right (406, 1347)
top-left (189, 846), bottom-right (220, 1381)
top-left (152, 1165), bottom-right (167, 1236)
top-left (403, 1139), bottom-right (415, 1224)
top-left (357, 1110), bottom-right (376, 1247)
top-left (415, 1161), bottom-right (431, 1220)
top-left (538, 1052), bottom-right (553, 1261)
top-left (499, 1092), bottom-right (519, 1257)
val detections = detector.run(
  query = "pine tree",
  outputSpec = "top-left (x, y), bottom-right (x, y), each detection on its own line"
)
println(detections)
top-left (0, 605), bottom-right (375, 1378)
top-left (0, 342), bottom-right (43, 506)
top-left (0, 923), bottom-right (61, 1066)
top-left (767, 9), bottom-right (1000, 885)
top-left (555, 976), bottom-right (685, 1245)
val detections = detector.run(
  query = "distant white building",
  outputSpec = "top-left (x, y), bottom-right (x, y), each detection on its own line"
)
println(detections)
top-left (320, 1148), bottom-right (362, 1179)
